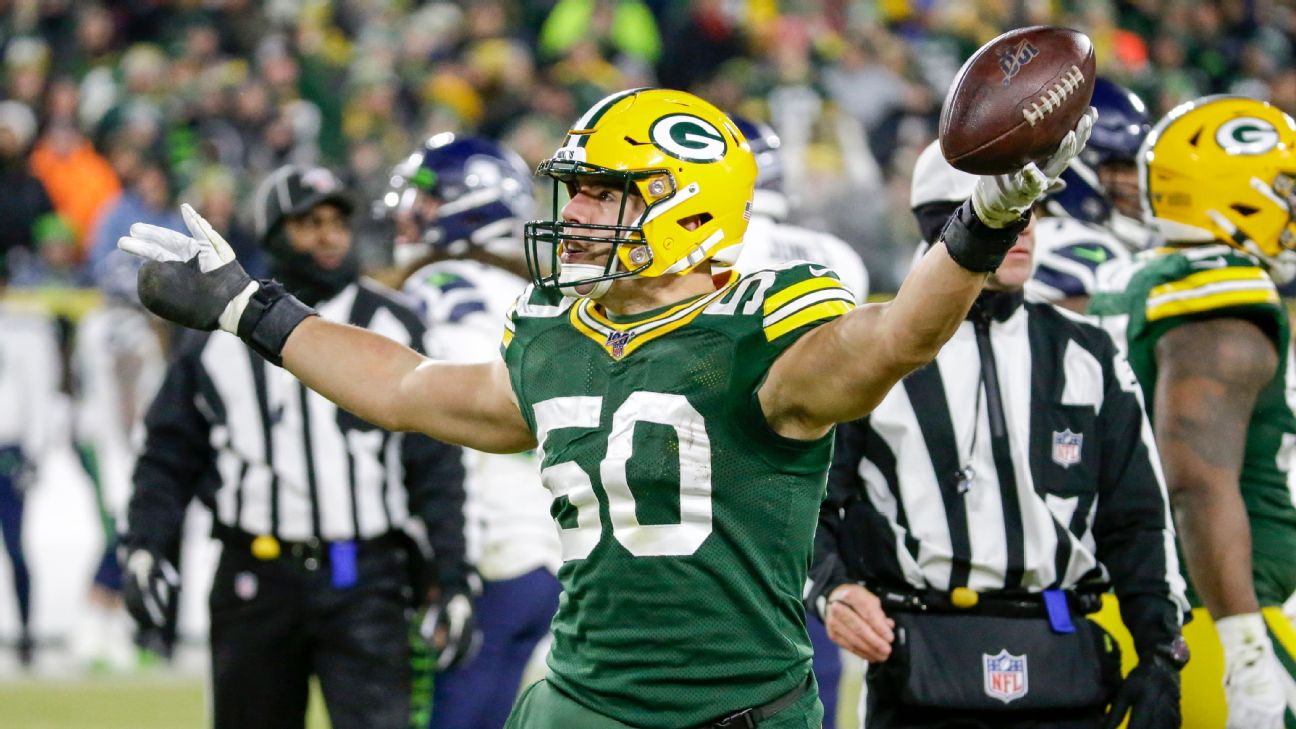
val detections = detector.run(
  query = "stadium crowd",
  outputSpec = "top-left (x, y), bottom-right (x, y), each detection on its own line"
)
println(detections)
top-left (2, 0), bottom-right (1295, 294)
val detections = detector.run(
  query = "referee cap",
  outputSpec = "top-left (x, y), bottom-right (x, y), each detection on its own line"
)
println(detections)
top-left (910, 141), bottom-right (978, 210)
top-left (252, 164), bottom-right (355, 244)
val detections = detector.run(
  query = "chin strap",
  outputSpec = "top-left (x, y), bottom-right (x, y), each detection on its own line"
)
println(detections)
top-left (557, 262), bottom-right (616, 299)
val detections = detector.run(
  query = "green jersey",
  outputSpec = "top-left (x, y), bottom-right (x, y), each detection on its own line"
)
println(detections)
top-left (1089, 244), bottom-right (1296, 605)
top-left (502, 263), bottom-right (853, 727)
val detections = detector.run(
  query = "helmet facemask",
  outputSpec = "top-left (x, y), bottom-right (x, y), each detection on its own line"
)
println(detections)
top-left (1204, 172), bottom-right (1296, 284)
top-left (524, 159), bottom-right (678, 298)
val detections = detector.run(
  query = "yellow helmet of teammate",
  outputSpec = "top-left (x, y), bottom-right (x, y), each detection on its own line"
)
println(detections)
top-left (524, 88), bottom-right (757, 298)
top-left (1142, 95), bottom-right (1296, 282)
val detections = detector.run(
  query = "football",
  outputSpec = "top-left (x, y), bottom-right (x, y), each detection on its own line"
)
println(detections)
top-left (939, 25), bottom-right (1096, 175)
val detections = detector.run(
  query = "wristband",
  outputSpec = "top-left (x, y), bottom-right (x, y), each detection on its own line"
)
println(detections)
top-left (939, 198), bottom-right (1032, 273)
top-left (236, 280), bottom-right (318, 366)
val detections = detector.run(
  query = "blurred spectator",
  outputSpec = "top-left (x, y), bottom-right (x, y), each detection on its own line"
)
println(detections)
top-left (183, 165), bottom-right (266, 278)
top-left (0, 100), bottom-right (55, 261)
top-left (657, 0), bottom-right (746, 90)
top-left (88, 156), bottom-right (182, 274)
top-left (29, 120), bottom-right (120, 259)
top-left (4, 36), bottom-right (50, 109)
top-left (8, 214), bottom-right (91, 288)
top-left (539, 0), bottom-right (662, 66)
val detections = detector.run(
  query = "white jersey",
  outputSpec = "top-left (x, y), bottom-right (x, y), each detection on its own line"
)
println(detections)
top-left (736, 215), bottom-right (870, 303)
top-left (1026, 216), bottom-right (1131, 304)
top-left (73, 303), bottom-right (167, 511)
top-left (0, 302), bottom-right (61, 463)
top-left (403, 258), bottom-right (560, 580)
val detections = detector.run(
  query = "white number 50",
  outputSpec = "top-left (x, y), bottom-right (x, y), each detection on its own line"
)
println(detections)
top-left (532, 392), bottom-right (713, 560)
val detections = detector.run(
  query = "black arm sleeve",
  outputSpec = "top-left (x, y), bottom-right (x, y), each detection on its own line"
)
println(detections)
top-left (806, 419), bottom-right (867, 619)
top-left (402, 432), bottom-right (469, 593)
top-left (1092, 344), bottom-right (1185, 658)
top-left (125, 340), bottom-right (216, 554)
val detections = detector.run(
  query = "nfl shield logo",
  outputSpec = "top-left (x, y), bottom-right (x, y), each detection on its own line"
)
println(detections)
top-left (606, 330), bottom-right (633, 359)
top-left (1051, 429), bottom-right (1083, 468)
top-left (234, 571), bottom-right (258, 601)
top-left (983, 649), bottom-right (1028, 703)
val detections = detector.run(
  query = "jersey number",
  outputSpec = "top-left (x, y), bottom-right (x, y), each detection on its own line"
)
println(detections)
top-left (532, 393), bottom-right (713, 560)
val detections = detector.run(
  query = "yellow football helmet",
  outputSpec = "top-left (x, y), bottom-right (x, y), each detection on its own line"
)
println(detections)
top-left (524, 88), bottom-right (757, 297)
top-left (1142, 95), bottom-right (1296, 281)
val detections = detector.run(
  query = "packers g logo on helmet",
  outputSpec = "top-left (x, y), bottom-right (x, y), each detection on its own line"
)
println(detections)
top-left (1142, 95), bottom-right (1296, 282)
top-left (649, 114), bottom-right (728, 163)
top-left (1215, 117), bottom-right (1280, 155)
top-left (523, 88), bottom-right (757, 298)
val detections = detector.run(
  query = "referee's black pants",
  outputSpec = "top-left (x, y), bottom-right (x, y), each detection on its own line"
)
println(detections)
top-left (209, 540), bottom-right (412, 729)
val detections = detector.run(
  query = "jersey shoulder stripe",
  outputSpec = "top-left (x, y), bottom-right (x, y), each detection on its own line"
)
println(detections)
top-left (1145, 265), bottom-right (1279, 322)
top-left (757, 264), bottom-right (855, 341)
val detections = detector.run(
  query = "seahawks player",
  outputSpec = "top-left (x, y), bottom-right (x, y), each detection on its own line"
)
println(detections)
top-left (395, 133), bottom-right (563, 729)
top-left (723, 116), bottom-right (868, 304)
top-left (117, 88), bottom-right (1093, 727)
top-left (1027, 78), bottom-right (1152, 313)
top-left (1090, 96), bottom-right (1296, 729)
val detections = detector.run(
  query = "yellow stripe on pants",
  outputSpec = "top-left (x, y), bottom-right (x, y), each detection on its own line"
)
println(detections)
top-left (1088, 596), bottom-right (1296, 728)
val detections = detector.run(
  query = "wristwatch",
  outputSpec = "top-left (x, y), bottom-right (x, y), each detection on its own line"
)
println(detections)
top-left (1153, 634), bottom-right (1191, 670)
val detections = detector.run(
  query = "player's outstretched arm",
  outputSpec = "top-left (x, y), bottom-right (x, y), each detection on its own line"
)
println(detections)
top-left (118, 204), bottom-right (535, 454)
top-left (281, 319), bottom-right (534, 453)
top-left (762, 111), bottom-right (1096, 440)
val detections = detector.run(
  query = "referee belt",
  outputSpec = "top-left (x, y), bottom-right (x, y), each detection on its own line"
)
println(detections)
top-left (869, 584), bottom-right (1104, 619)
top-left (214, 524), bottom-right (404, 572)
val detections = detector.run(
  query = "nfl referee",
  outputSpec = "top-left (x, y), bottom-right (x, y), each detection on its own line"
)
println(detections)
top-left (807, 143), bottom-right (1189, 729)
top-left (121, 165), bottom-right (474, 729)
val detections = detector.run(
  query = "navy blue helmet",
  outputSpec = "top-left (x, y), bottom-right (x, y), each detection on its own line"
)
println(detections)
top-left (728, 114), bottom-right (789, 220)
top-left (1047, 78), bottom-right (1151, 228)
top-left (407, 133), bottom-right (534, 251)
top-left (729, 115), bottom-right (783, 194)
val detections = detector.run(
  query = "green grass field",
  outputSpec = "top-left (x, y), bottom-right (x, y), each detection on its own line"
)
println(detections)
top-left (0, 675), bottom-right (331, 729)
top-left (0, 671), bottom-right (861, 728)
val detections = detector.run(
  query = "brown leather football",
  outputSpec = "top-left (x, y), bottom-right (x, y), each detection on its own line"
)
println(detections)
top-left (939, 26), bottom-right (1096, 175)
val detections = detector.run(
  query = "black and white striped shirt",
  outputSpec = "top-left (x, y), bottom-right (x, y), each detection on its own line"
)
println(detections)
top-left (127, 280), bottom-right (467, 582)
top-left (811, 290), bottom-right (1187, 647)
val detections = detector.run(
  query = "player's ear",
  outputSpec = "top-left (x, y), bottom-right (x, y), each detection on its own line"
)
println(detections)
top-left (678, 213), bottom-right (707, 232)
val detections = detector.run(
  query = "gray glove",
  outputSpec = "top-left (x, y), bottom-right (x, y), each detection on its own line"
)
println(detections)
top-left (971, 107), bottom-right (1098, 228)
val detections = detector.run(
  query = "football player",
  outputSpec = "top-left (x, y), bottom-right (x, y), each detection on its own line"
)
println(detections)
top-left (394, 133), bottom-right (563, 729)
top-left (720, 115), bottom-right (868, 729)
top-left (1090, 96), bottom-right (1296, 729)
top-left (118, 88), bottom-right (1093, 727)
top-left (722, 115), bottom-right (868, 304)
top-left (1028, 78), bottom-right (1152, 313)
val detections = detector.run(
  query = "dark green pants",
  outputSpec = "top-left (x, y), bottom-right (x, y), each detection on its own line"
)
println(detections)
top-left (504, 677), bottom-right (824, 729)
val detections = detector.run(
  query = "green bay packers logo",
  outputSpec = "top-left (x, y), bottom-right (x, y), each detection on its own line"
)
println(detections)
top-left (649, 114), bottom-right (727, 163)
top-left (1216, 117), bottom-right (1280, 155)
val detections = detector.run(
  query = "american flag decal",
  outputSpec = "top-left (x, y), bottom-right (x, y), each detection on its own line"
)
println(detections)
top-left (743, 201), bottom-right (752, 221)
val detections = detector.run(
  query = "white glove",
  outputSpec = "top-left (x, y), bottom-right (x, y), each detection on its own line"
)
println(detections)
top-left (1217, 613), bottom-right (1287, 729)
top-left (971, 107), bottom-right (1098, 228)
top-left (117, 203), bottom-right (259, 333)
